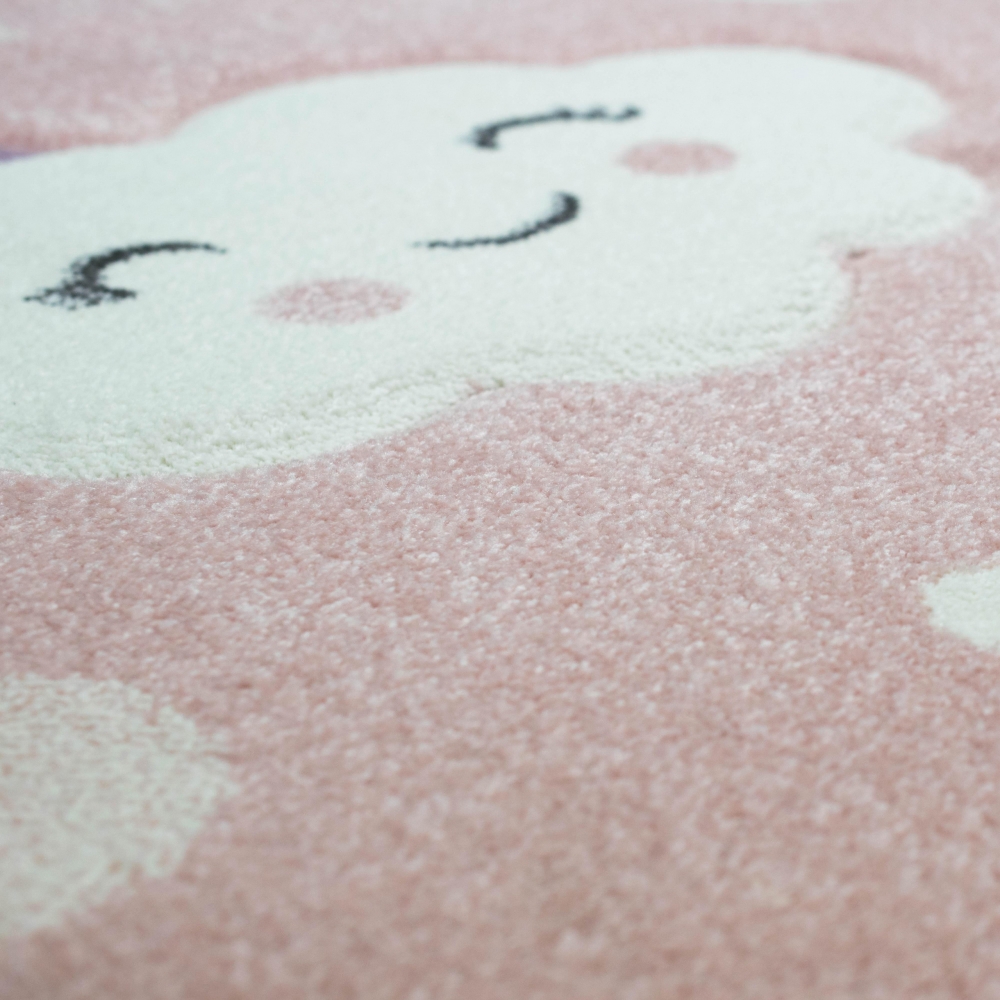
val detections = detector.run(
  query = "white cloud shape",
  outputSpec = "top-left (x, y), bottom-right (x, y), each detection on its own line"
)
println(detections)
top-left (0, 674), bottom-right (236, 939)
top-left (0, 48), bottom-right (985, 478)
top-left (923, 566), bottom-right (1000, 653)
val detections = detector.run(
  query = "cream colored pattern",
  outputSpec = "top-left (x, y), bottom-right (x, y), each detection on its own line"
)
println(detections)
top-left (0, 49), bottom-right (984, 478)
top-left (923, 566), bottom-right (1000, 653)
top-left (0, 674), bottom-right (236, 939)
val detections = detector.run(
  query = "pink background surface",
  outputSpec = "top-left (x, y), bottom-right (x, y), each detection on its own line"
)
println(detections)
top-left (3, 1), bottom-right (1000, 996)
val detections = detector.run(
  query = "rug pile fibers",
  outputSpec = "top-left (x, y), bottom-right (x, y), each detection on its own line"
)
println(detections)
top-left (3, 1), bottom-right (1000, 997)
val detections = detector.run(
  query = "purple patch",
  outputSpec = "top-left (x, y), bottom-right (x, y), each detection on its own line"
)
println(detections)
top-left (0, 150), bottom-right (28, 162)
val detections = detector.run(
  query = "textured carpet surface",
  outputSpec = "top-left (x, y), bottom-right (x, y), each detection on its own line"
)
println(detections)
top-left (2, 2), bottom-right (1000, 998)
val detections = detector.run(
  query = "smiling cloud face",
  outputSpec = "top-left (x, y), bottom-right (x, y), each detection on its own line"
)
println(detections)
top-left (0, 47), bottom-right (986, 478)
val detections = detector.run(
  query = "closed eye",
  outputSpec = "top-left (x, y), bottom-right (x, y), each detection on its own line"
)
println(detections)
top-left (25, 241), bottom-right (226, 309)
top-left (417, 104), bottom-right (641, 250)
top-left (28, 107), bottom-right (641, 298)
top-left (467, 105), bottom-right (641, 150)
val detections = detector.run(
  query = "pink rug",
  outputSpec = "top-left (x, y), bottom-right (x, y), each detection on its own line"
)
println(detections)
top-left (3, 1), bottom-right (1000, 996)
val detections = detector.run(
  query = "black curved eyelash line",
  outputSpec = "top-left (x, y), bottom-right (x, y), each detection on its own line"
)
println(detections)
top-left (25, 108), bottom-right (637, 306)
top-left (417, 191), bottom-right (580, 249)
top-left (468, 105), bottom-right (641, 150)
top-left (25, 241), bottom-right (226, 309)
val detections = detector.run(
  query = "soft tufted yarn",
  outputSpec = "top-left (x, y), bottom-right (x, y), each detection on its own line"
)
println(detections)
top-left (3, 2), bottom-right (1000, 998)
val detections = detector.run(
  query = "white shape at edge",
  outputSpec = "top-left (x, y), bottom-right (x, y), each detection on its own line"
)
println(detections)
top-left (923, 565), bottom-right (1000, 653)
top-left (0, 673), bottom-right (236, 939)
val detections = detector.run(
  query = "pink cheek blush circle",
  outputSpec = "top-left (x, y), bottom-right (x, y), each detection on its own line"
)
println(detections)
top-left (257, 278), bottom-right (410, 325)
top-left (620, 141), bottom-right (736, 176)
